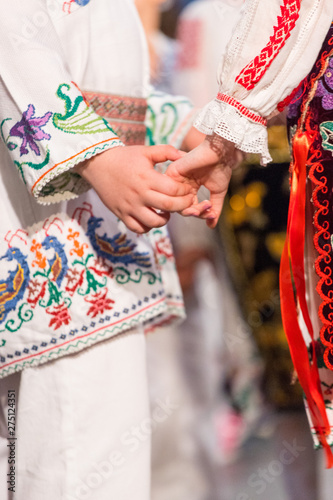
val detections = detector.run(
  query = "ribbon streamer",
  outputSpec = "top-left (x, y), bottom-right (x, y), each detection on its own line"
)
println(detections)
top-left (280, 130), bottom-right (333, 468)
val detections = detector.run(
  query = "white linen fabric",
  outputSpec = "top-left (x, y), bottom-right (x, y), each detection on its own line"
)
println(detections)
top-left (195, 0), bottom-right (333, 164)
top-left (0, 327), bottom-right (151, 500)
top-left (0, 0), bottom-right (191, 378)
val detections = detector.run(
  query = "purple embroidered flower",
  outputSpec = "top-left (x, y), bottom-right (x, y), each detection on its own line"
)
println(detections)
top-left (9, 104), bottom-right (52, 156)
top-left (316, 59), bottom-right (333, 110)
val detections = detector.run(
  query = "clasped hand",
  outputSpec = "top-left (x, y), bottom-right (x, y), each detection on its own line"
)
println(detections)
top-left (76, 136), bottom-right (241, 233)
top-left (166, 134), bottom-right (243, 228)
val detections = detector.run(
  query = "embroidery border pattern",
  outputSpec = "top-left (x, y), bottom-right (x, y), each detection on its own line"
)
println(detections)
top-left (216, 93), bottom-right (267, 126)
top-left (0, 296), bottom-right (184, 378)
top-left (83, 91), bottom-right (147, 146)
top-left (235, 0), bottom-right (301, 90)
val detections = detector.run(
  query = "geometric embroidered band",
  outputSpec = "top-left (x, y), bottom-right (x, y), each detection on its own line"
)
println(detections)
top-left (83, 91), bottom-right (148, 146)
top-left (216, 93), bottom-right (268, 127)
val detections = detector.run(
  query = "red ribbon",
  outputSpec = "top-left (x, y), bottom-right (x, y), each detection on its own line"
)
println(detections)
top-left (280, 130), bottom-right (333, 468)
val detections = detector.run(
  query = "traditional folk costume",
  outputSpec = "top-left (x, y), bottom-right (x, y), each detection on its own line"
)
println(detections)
top-left (176, 0), bottom-right (304, 413)
top-left (194, 0), bottom-right (333, 467)
top-left (0, 1), bottom-right (196, 498)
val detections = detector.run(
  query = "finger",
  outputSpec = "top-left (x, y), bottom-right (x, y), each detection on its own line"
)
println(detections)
top-left (122, 216), bottom-right (151, 234)
top-left (148, 145), bottom-right (182, 164)
top-left (145, 191), bottom-right (196, 213)
top-left (180, 199), bottom-right (212, 217)
top-left (178, 150), bottom-right (187, 157)
top-left (206, 215), bottom-right (219, 229)
top-left (149, 171), bottom-right (195, 196)
top-left (131, 207), bottom-right (170, 229)
top-left (205, 192), bottom-right (227, 228)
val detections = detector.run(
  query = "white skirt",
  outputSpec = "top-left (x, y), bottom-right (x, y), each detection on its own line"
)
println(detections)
top-left (0, 327), bottom-right (151, 500)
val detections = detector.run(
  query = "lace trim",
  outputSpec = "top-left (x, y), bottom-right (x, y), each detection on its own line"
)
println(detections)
top-left (235, 0), bottom-right (301, 90)
top-left (194, 98), bottom-right (271, 165)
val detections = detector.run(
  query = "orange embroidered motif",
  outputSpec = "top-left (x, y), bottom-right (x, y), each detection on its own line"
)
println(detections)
top-left (30, 239), bottom-right (47, 269)
top-left (67, 228), bottom-right (88, 258)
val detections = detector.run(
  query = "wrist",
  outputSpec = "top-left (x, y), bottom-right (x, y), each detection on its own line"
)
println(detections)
top-left (181, 126), bottom-right (206, 152)
top-left (205, 134), bottom-right (235, 160)
top-left (73, 145), bottom-right (123, 183)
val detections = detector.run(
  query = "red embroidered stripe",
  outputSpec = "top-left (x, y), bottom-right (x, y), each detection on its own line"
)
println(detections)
top-left (277, 79), bottom-right (304, 112)
top-left (216, 93), bottom-right (267, 126)
top-left (236, 0), bottom-right (301, 91)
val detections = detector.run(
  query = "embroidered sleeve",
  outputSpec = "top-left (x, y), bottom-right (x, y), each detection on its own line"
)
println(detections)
top-left (145, 90), bottom-right (196, 149)
top-left (195, 0), bottom-right (333, 165)
top-left (0, 0), bottom-right (123, 204)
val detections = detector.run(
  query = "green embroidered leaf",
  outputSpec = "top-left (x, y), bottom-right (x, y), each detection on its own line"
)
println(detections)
top-left (53, 83), bottom-right (113, 135)
top-left (320, 121), bottom-right (333, 152)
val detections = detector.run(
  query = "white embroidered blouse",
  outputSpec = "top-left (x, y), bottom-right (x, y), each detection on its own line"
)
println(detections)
top-left (195, 0), bottom-right (333, 164)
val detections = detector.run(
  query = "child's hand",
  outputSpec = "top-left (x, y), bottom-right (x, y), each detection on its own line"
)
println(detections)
top-left (75, 145), bottom-right (197, 233)
top-left (166, 135), bottom-right (242, 228)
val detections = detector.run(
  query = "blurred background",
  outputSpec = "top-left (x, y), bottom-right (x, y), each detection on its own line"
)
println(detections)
top-left (135, 1), bottom-right (333, 499)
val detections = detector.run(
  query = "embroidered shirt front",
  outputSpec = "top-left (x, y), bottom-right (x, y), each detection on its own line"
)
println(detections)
top-left (0, 0), bottom-right (188, 377)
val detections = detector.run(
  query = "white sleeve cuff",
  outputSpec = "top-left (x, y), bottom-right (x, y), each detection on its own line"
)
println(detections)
top-left (194, 96), bottom-right (272, 166)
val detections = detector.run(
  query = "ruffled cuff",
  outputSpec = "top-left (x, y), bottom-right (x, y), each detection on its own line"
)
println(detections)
top-left (194, 94), bottom-right (272, 166)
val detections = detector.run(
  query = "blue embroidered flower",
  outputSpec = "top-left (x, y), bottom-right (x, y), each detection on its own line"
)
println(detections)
top-left (9, 104), bottom-right (52, 156)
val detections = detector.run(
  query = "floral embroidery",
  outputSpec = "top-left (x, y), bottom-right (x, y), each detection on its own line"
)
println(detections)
top-left (86, 216), bottom-right (151, 268)
top-left (0, 204), bottom-right (184, 377)
top-left (146, 91), bottom-right (193, 148)
top-left (0, 82), bottom-right (119, 192)
top-left (316, 58), bottom-right (333, 110)
top-left (319, 121), bottom-right (333, 152)
top-left (0, 205), bottom-right (160, 335)
top-left (8, 104), bottom-right (52, 156)
top-left (85, 289), bottom-right (115, 318)
top-left (1, 107), bottom-right (52, 183)
top-left (47, 302), bottom-right (71, 330)
top-left (152, 229), bottom-right (174, 265)
top-left (0, 248), bottom-right (30, 323)
top-left (53, 83), bottom-right (114, 135)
